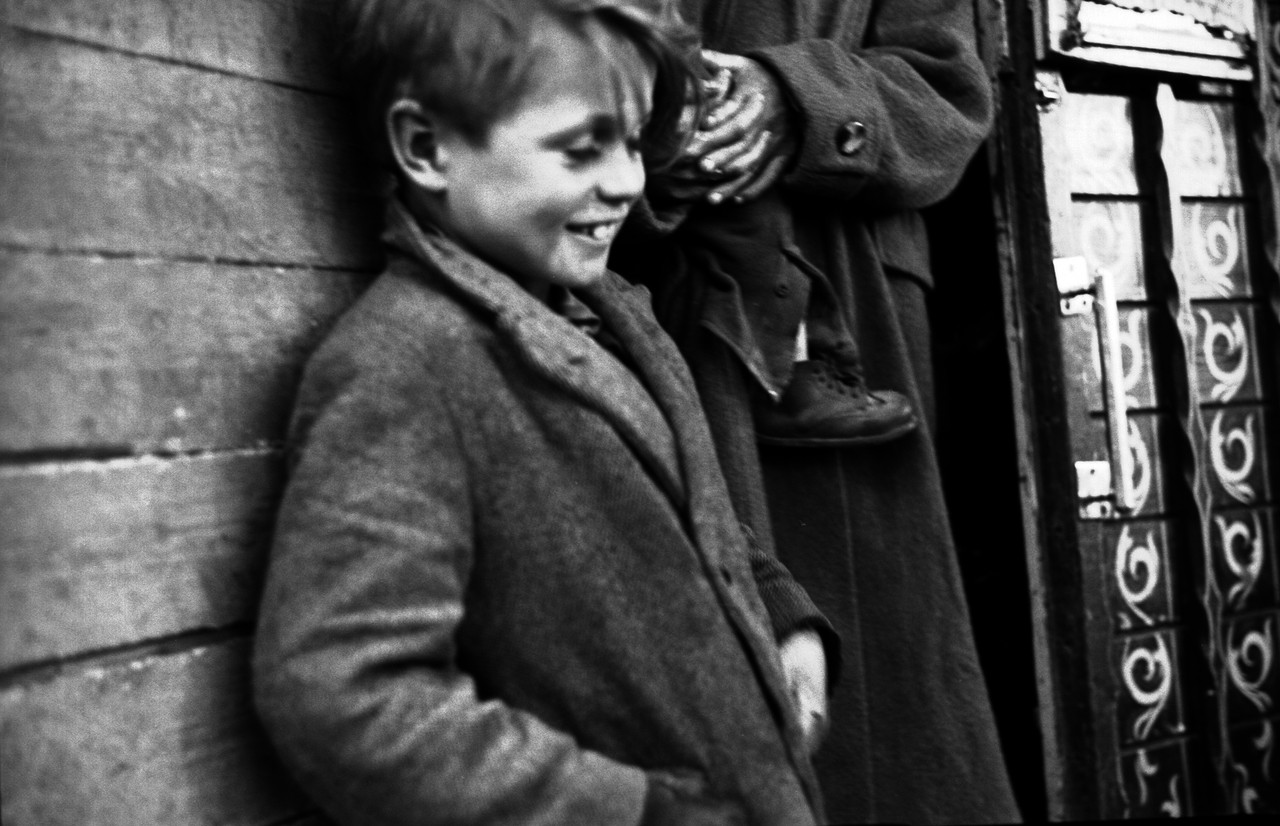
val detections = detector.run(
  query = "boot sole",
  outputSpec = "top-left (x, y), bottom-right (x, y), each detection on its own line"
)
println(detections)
top-left (756, 417), bottom-right (919, 448)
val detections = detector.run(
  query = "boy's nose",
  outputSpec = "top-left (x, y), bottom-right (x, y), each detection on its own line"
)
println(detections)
top-left (596, 145), bottom-right (645, 203)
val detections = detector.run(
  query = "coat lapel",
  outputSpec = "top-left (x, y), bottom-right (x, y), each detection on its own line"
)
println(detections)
top-left (384, 203), bottom-right (686, 506)
top-left (580, 274), bottom-right (745, 577)
top-left (586, 275), bottom-right (800, 723)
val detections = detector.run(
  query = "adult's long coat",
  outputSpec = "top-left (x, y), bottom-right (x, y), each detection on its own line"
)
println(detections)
top-left (252, 204), bottom-right (828, 825)
top-left (613, 0), bottom-right (1022, 822)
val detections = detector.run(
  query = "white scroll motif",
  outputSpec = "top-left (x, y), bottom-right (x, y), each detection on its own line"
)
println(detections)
top-left (1235, 760), bottom-right (1259, 814)
top-left (1232, 719), bottom-right (1274, 813)
top-left (1135, 748), bottom-right (1159, 806)
top-left (1199, 308), bottom-right (1250, 402)
top-left (1069, 96), bottom-right (1136, 194)
top-left (1189, 203), bottom-right (1241, 296)
top-left (1124, 635), bottom-right (1174, 741)
top-left (1129, 418), bottom-right (1153, 513)
top-left (1227, 618), bottom-right (1275, 714)
top-left (1258, 719), bottom-right (1274, 783)
top-left (1215, 512), bottom-right (1265, 608)
top-left (1131, 747), bottom-right (1182, 817)
top-left (1120, 312), bottom-right (1145, 407)
top-left (1210, 411), bottom-right (1258, 504)
top-left (1161, 776), bottom-right (1182, 818)
top-left (1090, 312), bottom-right (1146, 408)
top-left (1116, 525), bottom-right (1161, 627)
top-left (1079, 202), bottom-right (1137, 285)
top-left (1179, 100), bottom-right (1229, 195)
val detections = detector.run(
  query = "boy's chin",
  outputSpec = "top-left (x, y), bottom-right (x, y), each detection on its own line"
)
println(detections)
top-left (554, 261), bottom-right (609, 289)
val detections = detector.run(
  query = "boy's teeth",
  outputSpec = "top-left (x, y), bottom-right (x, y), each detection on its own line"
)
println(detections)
top-left (572, 221), bottom-right (613, 241)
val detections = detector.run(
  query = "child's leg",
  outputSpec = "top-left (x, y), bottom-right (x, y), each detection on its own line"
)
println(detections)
top-left (680, 193), bottom-right (916, 446)
top-left (753, 213), bottom-right (919, 447)
top-left (679, 194), bottom-right (810, 399)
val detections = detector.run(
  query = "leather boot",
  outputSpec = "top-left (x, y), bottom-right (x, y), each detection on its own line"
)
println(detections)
top-left (754, 356), bottom-right (918, 447)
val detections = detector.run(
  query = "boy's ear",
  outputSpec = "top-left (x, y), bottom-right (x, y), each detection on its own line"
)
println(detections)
top-left (386, 99), bottom-right (451, 193)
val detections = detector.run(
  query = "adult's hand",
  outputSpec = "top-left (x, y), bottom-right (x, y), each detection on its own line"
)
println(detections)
top-left (643, 68), bottom-right (735, 207)
top-left (777, 628), bottom-right (829, 755)
top-left (684, 50), bottom-right (799, 205)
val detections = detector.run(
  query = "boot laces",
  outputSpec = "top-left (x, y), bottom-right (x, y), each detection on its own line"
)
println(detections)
top-left (817, 353), bottom-right (900, 407)
top-left (815, 355), bottom-right (869, 398)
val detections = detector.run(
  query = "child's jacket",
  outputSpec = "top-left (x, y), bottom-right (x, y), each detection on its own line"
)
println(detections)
top-left (252, 201), bottom-right (826, 825)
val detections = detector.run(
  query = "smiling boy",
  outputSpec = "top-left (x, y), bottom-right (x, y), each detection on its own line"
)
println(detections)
top-left (251, 2), bottom-right (832, 824)
top-left (386, 18), bottom-right (648, 297)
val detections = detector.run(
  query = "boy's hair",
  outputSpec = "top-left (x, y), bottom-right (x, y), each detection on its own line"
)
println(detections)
top-left (336, 0), bottom-right (700, 170)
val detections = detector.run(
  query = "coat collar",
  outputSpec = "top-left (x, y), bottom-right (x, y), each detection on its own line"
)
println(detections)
top-left (383, 200), bottom-right (688, 506)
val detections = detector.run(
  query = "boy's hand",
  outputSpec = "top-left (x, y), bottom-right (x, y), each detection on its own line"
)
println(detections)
top-left (778, 628), bottom-right (829, 756)
top-left (683, 50), bottom-right (799, 205)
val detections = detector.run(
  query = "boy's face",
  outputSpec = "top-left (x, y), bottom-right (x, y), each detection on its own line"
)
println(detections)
top-left (433, 27), bottom-right (654, 297)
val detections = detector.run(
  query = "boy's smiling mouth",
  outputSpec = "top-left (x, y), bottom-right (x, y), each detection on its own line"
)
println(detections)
top-left (566, 218), bottom-right (624, 243)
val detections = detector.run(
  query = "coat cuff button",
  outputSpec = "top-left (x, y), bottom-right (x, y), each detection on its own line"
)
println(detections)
top-left (835, 120), bottom-right (867, 156)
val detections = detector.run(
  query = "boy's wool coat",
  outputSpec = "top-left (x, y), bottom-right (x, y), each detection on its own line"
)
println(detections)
top-left (613, 0), bottom-right (1024, 822)
top-left (253, 203), bottom-right (824, 825)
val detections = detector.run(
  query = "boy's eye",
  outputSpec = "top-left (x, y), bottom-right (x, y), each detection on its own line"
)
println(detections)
top-left (564, 141), bottom-right (602, 162)
top-left (559, 128), bottom-right (643, 163)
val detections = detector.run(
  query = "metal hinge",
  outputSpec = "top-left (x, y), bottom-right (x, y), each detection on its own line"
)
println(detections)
top-left (1035, 70), bottom-right (1066, 114)
top-left (1054, 255), bottom-right (1092, 316)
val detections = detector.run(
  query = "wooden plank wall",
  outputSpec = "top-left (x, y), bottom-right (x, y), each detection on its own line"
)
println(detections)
top-left (0, 2), bottom-right (380, 823)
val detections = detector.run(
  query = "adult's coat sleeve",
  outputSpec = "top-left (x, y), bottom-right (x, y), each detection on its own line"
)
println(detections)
top-left (694, 0), bottom-right (994, 211)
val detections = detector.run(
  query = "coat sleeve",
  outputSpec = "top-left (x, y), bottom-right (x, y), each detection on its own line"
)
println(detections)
top-left (688, 332), bottom-right (842, 687)
top-left (748, 0), bottom-right (993, 211)
top-left (251, 344), bottom-right (648, 826)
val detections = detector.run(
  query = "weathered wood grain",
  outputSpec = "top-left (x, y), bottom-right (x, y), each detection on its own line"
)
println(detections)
top-left (0, 639), bottom-right (313, 826)
top-left (0, 452), bottom-right (283, 669)
top-left (2, 0), bottom-right (339, 90)
top-left (0, 26), bottom-right (382, 267)
top-left (0, 250), bottom-right (368, 452)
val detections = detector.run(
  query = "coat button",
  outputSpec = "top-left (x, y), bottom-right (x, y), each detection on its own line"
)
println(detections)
top-left (773, 281), bottom-right (791, 298)
top-left (835, 120), bottom-right (867, 156)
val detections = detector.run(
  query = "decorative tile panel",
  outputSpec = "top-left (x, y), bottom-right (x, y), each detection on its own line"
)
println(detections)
top-left (1120, 740), bottom-right (1192, 818)
top-left (1104, 519), bottom-right (1179, 631)
top-left (1180, 201), bottom-right (1252, 298)
top-left (1073, 200), bottom-right (1147, 300)
top-left (1116, 629), bottom-right (1186, 748)
top-left (1175, 100), bottom-right (1243, 197)
top-left (1042, 75), bottom-right (1280, 817)
top-left (1072, 413), bottom-right (1169, 517)
top-left (1061, 307), bottom-right (1159, 413)
top-left (1193, 303), bottom-right (1264, 404)
top-left (1063, 93), bottom-right (1139, 196)
top-left (1225, 613), bottom-right (1279, 721)
top-left (1205, 406), bottom-right (1272, 508)
top-left (1212, 507), bottom-right (1280, 615)
top-left (1228, 718), bottom-right (1278, 813)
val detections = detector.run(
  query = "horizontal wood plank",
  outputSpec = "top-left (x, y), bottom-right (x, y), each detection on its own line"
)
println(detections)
top-left (0, 638), bottom-right (313, 826)
top-left (0, 26), bottom-right (382, 267)
top-left (0, 452), bottom-right (283, 668)
top-left (0, 250), bottom-right (367, 452)
top-left (3, 0), bottom-right (339, 90)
